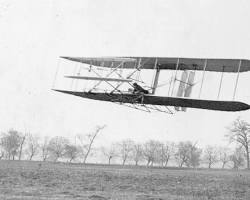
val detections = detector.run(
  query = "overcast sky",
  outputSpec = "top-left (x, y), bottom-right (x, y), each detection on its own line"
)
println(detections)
top-left (0, 0), bottom-right (250, 147)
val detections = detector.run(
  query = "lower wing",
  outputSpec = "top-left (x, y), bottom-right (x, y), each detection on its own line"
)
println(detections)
top-left (53, 90), bottom-right (250, 112)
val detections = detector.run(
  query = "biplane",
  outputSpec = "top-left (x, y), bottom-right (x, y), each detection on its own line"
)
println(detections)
top-left (53, 56), bottom-right (250, 114)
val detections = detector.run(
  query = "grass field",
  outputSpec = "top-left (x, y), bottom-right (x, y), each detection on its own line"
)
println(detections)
top-left (0, 161), bottom-right (249, 200)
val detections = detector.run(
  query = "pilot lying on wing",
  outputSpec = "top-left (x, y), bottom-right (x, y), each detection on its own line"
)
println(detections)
top-left (132, 83), bottom-right (149, 94)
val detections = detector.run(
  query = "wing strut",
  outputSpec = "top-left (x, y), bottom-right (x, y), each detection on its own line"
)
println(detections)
top-left (152, 58), bottom-right (160, 94)
top-left (170, 58), bottom-right (180, 96)
top-left (198, 59), bottom-right (207, 98)
top-left (217, 67), bottom-right (225, 100)
top-left (233, 60), bottom-right (242, 100)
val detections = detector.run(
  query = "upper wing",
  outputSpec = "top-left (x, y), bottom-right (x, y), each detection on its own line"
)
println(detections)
top-left (53, 90), bottom-right (250, 112)
top-left (61, 56), bottom-right (250, 73)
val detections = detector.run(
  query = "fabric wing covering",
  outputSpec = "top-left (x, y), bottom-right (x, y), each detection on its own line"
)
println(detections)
top-left (61, 57), bottom-right (250, 73)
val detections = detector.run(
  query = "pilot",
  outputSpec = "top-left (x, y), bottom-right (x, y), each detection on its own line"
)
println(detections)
top-left (132, 83), bottom-right (149, 94)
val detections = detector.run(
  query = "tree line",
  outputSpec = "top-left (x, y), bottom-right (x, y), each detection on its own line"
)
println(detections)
top-left (0, 118), bottom-right (249, 170)
top-left (0, 125), bottom-right (106, 163)
top-left (101, 139), bottom-right (246, 169)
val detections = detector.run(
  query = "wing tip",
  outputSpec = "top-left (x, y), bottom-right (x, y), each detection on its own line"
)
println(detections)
top-left (52, 89), bottom-right (74, 95)
top-left (60, 56), bottom-right (71, 60)
top-left (242, 103), bottom-right (250, 111)
top-left (227, 101), bottom-right (250, 112)
top-left (52, 89), bottom-right (63, 93)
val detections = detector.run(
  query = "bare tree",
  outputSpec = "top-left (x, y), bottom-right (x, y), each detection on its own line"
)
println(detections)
top-left (41, 136), bottom-right (50, 161)
top-left (159, 142), bottom-right (175, 167)
top-left (218, 147), bottom-right (231, 169)
top-left (1, 129), bottom-right (23, 160)
top-left (101, 143), bottom-right (117, 165)
top-left (18, 132), bottom-right (27, 160)
top-left (175, 141), bottom-right (201, 168)
top-left (118, 139), bottom-right (134, 165)
top-left (48, 136), bottom-right (69, 162)
top-left (0, 152), bottom-right (4, 160)
top-left (0, 148), bottom-right (4, 160)
top-left (203, 145), bottom-right (218, 169)
top-left (230, 147), bottom-right (245, 169)
top-left (64, 144), bottom-right (80, 162)
top-left (186, 143), bottom-right (202, 168)
top-left (175, 142), bottom-right (189, 167)
top-left (77, 125), bottom-right (106, 164)
top-left (26, 133), bottom-right (40, 160)
top-left (226, 118), bottom-right (250, 169)
top-left (143, 140), bottom-right (161, 166)
top-left (131, 143), bottom-right (144, 166)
